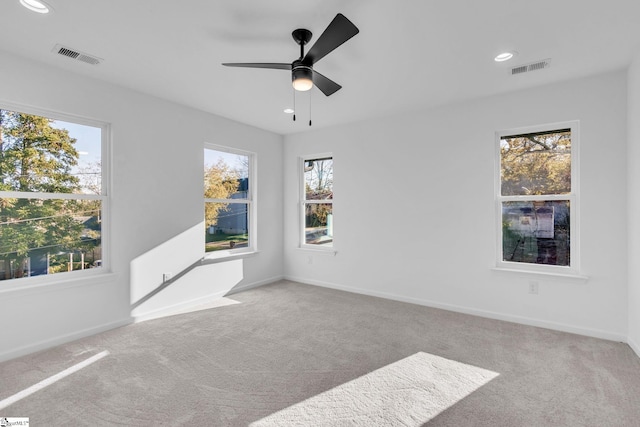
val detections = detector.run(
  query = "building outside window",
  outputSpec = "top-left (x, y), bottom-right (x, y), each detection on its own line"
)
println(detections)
top-left (204, 145), bottom-right (254, 254)
top-left (496, 122), bottom-right (579, 273)
top-left (0, 106), bottom-right (107, 281)
top-left (301, 155), bottom-right (333, 248)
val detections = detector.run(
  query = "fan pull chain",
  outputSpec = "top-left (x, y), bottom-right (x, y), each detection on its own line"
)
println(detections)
top-left (309, 89), bottom-right (312, 126)
top-left (293, 89), bottom-right (296, 122)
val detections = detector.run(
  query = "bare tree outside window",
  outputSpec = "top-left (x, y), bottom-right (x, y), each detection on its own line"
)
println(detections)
top-left (303, 157), bottom-right (333, 246)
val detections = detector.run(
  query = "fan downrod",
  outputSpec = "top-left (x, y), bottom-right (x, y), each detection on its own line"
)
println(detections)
top-left (293, 29), bottom-right (312, 59)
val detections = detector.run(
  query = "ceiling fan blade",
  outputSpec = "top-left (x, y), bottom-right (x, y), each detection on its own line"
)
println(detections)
top-left (222, 63), bottom-right (291, 70)
top-left (312, 70), bottom-right (342, 96)
top-left (303, 13), bottom-right (359, 65)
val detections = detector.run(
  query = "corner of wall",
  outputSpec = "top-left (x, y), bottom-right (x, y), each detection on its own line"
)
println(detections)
top-left (627, 51), bottom-right (640, 360)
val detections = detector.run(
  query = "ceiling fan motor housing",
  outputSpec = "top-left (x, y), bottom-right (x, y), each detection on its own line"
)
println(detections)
top-left (292, 59), bottom-right (313, 90)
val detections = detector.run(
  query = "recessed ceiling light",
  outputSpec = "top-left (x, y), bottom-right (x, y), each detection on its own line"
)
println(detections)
top-left (284, 108), bottom-right (294, 114)
top-left (19, 0), bottom-right (52, 13)
top-left (494, 51), bottom-right (517, 62)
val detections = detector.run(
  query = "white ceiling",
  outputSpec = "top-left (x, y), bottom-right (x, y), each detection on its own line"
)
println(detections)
top-left (1, 0), bottom-right (639, 135)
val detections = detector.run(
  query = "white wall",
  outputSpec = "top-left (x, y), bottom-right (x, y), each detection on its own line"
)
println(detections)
top-left (628, 53), bottom-right (640, 357)
top-left (1, 49), bottom-right (634, 361)
top-left (284, 71), bottom-right (629, 341)
top-left (0, 52), bottom-right (284, 361)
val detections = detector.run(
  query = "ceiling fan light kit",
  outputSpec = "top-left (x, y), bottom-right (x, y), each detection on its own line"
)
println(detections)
top-left (223, 13), bottom-right (359, 99)
top-left (292, 61), bottom-right (314, 91)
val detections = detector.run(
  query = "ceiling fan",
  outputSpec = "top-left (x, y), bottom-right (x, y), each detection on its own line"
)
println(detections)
top-left (222, 13), bottom-right (359, 97)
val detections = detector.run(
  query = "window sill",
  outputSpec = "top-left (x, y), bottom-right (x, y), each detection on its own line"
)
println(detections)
top-left (0, 271), bottom-right (118, 296)
top-left (296, 247), bottom-right (337, 256)
top-left (202, 250), bottom-right (260, 264)
top-left (491, 267), bottom-right (589, 283)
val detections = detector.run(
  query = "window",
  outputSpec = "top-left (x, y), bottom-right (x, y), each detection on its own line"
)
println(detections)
top-left (0, 106), bottom-right (107, 281)
top-left (496, 122), bottom-right (578, 273)
top-left (301, 155), bottom-right (333, 248)
top-left (204, 145), bottom-right (254, 254)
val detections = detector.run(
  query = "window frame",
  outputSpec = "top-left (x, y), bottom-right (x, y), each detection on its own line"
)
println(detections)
top-left (495, 121), bottom-right (580, 276)
top-left (0, 101), bottom-right (111, 286)
top-left (299, 153), bottom-right (334, 251)
top-left (203, 143), bottom-right (256, 258)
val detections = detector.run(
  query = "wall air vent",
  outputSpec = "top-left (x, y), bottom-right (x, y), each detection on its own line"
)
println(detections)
top-left (510, 59), bottom-right (550, 75)
top-left (52, 44), bottom-right (103, 65)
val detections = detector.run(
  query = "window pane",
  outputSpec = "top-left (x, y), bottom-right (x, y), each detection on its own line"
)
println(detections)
top-left (305, 203), bottom-right (333, 246)
top-left (0, 198), bottom-right (102, 279)
top-left (500, 129), bottom-right (571, 196)
top-left (304, 158), bottom-right (333, 200)
top-left (204, 148), bottom-right (249, 200)
top-left (0, 109), bottom-right (102, 195)
top-left (205, 202), bottom-right (248, 252)
top-left (502, 200), bottom-right (570, 266)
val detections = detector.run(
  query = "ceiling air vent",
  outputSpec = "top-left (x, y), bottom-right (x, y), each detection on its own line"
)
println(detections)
top-left (52, 44), bottom-right (102, 65)
top-left (510, 59), bottom-right (550, 75)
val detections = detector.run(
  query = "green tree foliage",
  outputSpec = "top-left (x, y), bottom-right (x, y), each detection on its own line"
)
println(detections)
top-left (500, 130), bottom-right (571, 196)
top-left (0, 110), bottom-right (84, 278)
top-left (204, 159), bottom-right (239, 227)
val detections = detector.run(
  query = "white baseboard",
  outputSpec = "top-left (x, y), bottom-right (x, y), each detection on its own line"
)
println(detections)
top-left (0, 317), bottom-right (131, 363)
top-left (284, 275), bottom-right (628, 343)
top-left (226, 275), bottom-right (285, 295)
top-left (133, 275), bottom-right (284, 322)
top-left (133, 290), bottom-right (229, 322)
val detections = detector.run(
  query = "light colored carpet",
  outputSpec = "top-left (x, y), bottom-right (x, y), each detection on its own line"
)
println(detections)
top-left (251, 352), bottom-right (499, 426)
top-left (1, 280), bottom-right (639, 426)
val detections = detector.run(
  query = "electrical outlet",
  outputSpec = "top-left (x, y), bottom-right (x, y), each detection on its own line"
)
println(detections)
top-left (163, 273), bottom-right (172, 283)
top-left (528, 281), bottom-right (539, 295)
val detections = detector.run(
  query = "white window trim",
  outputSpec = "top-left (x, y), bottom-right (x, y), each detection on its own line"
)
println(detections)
top-left (203, 143), bottom-right (256, 259)
top-left (299, 152), bottom-right (334, 251)
top-left (494, 121), bottom-right (580, 276)
top-left (0, 101), bottom-right (111, 286)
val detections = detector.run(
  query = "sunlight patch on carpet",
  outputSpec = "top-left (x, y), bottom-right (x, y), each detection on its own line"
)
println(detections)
top-left (251, 352), bottom-right (499, 426)
top-left (0, 350), bottom-right (110, 410)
